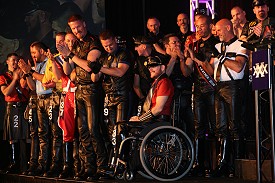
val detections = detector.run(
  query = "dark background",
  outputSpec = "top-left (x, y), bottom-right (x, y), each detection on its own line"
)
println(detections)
top-left (1, 0), bottom-right (275, 40)
top-left (105, 0), bottom-right (275, 40)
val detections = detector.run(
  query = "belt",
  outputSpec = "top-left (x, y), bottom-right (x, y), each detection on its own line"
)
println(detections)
top-left (7, 101), bottom-right (25, 108)
top-left (218, 79), bottom-right (242, 84)
top-left (77, 84), bottom-right (94, 90)
top-left (37, 93), bottom-right (52, 99)
top-left (107, 94), bottom-right (122, 98)
top-left (63, 87), bottom-right (77, 93)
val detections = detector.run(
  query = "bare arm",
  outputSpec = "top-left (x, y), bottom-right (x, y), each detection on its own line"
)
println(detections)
top-left (133, 74), bottom-right (145, 99)
top-left (129, 95), bottom-right (169, 121)
top-left (182, 57), bottom-right (194, 77)
top-left (223, 55), bottom-right (247, 73)
top-left (151, 96), bottom-right (169, 116)
top-left (153, 43), bottom-right (166, 55)
top-left (63, 60), bottom-right (74, 75)
top-left (25, 76), bottom-right (36, 91)
top-left (1, 69), bottom-right (20, 96)
top-left (56, 43), bottom-right (101, 72)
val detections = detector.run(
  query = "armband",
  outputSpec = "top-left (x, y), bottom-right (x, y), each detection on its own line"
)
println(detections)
top-left (138, 109), bottom-right (154, 122)
top-left (67, 52), bottom-right (75, 60)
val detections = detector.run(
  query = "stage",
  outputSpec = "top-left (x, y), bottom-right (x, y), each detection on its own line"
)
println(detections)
top-left (0, 172), bottom-right (257, 183)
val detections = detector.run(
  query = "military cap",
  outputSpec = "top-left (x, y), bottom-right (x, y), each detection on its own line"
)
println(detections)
top-left (252, 0), bottom-right (268, 7)
top-left (144, 56), bottom-right (165, 68)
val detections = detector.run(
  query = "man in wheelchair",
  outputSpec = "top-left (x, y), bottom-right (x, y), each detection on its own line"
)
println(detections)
top-left (129, 55), bottom-right (174, 123)
top-left (101, 55), bottom-right (194, 181)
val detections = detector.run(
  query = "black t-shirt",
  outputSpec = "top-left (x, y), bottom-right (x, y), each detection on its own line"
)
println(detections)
top-left (72, 32), bottom-right (103, 85)
top-left (100, 47), bottom-right (134, 96)
top-left (192, 35), bottom-right (219, 83)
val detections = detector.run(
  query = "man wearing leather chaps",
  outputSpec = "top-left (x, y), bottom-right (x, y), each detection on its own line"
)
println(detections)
top-left (22, 91), bottom-right (39, 175)
top-left (89, 30), bottom-right (133, 175)
top-left (209, 19), bottom-right (248, 177)
top-left (56, 15), bottom-right (108, 181)
top-left (183, 15), bottom-right (220, 177)
top-left (18, 42), bottom-right (63, 177)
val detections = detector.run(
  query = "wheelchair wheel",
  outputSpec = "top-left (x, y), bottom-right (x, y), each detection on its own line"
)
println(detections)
top-left (137, 170), bottom-right (153, 180)
top-left (123, 169), bottom-right (135, 181)
top-left (140, 126), bottom-right (194, 181)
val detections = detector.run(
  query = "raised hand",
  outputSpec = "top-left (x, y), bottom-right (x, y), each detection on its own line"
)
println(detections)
top-left (56, 43), bottom-right (70, 58)
top-left (18, 59), bottom-right (31, 74)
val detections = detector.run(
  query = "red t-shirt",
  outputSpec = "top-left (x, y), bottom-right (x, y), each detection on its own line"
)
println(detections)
top-left (0, 72), bottom-right (29, 102)
top-left (150, 77), bottom-right (174, 116)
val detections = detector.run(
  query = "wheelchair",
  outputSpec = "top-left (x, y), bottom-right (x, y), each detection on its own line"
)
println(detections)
top-left (110, 121), bottom-right (194, 181)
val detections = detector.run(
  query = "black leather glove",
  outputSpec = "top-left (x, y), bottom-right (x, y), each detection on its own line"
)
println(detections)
top-left (87, 61), bottom-right (102, 74)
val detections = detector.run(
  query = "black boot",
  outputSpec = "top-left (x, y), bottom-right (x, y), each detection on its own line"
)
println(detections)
top-left (6, 143), bottom-right (18, 174)
top-left (44, 142), bottom-right (62, 178)
top-left (213, 138), bottom-right (229, 177)
top-left (228, 139), bottom-right (245, 178)
top-left (59, 142), bottom-right (74, 179)
top-left (23, 137), bottom-right (39, 175)
top-left (190, 138), bottom-right (205, 177)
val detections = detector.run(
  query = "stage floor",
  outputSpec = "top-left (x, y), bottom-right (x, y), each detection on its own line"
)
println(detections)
top-left (0, 173), bottom-right (257, 183)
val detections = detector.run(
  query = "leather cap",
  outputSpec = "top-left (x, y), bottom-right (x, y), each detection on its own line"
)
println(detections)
top-left (144, 56), bottom-right (164, 67)
top-left (133, 36), bottom-right (152, 45)
top-left (252, 0), bottom-right (268, 7)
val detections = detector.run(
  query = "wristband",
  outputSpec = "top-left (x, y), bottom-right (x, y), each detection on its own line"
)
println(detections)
top-left (24, 73), bottom-right (31, 78)
top-left (30, 69), bottom-right (35, 75)
top-left (138, 109), bottom-right (154, 122)
top-left (67, 52), bottom-right (75, 60)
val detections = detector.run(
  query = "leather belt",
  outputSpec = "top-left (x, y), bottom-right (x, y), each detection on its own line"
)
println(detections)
top-left (37, 93), bottom-right (52, 99)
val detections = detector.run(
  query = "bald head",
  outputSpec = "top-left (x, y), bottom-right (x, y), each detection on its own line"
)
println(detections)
top-left (215, 19), bottom-right (235, 42)
top-left (216, 19), bottom-right (233, 28)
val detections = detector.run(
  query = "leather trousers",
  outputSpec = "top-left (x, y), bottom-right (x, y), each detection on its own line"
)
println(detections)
top-left (193, 87), bottom-right (216, 139)
top-left (37, 94), bottom-right (62, 169)
top-left (215, 80), bottom-right (241, 139)
top-left (75, 86), bottom-right (108, 171)
top-left (172, 92), bottom-right (194, 140)
top-left (106, 98), bottom-right (129, 166)
top-left (29, 109), bottom-right (39, 167)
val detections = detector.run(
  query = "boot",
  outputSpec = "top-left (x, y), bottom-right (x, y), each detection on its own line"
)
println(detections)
top-left (73, 139), bottom-right (81, 176)
top-left (22, 137), bottom-right (39, 175)
top-left (233, 139), bottom-right (245, 160)
top-left (190, 138), bottom-right (205, 177)
top-left (213, 138), bottom-right (229, 177)
top-left (59, 142), bottom-right (74, 179)
top-left (228, 139), bottom-right (245, 178)
top-left (5, 143), bottom-right (18, 174)
top-left (43, 142), bottom-right (62, 178)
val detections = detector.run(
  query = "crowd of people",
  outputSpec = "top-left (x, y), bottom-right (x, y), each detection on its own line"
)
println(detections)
top-left (0, 0), bottom-right (274, 181)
